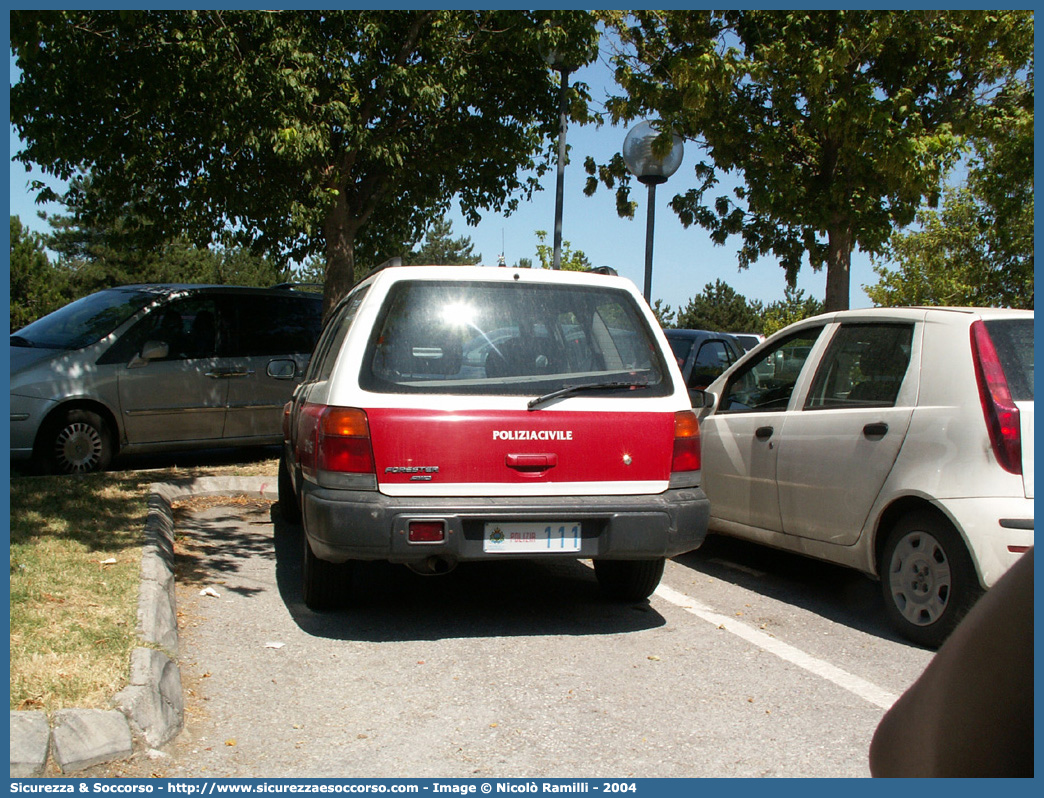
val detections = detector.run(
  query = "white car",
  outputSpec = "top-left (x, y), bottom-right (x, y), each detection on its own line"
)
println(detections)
top-left (698, 307), bottom-right (1033, 646)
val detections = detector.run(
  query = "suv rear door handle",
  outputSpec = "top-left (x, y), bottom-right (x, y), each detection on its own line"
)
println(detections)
top-left (506, 453), bottom-right (558, 471)
top-left (755, 426), bottom-right (774, 441)
top-left (863, 422), bottom-right (889, 438)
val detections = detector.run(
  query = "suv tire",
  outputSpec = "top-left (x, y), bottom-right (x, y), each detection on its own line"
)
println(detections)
top-left (880, 511), bottom-right (983, 648)
top-left (594, 557), bottom-right (666, 601)
top-left (302, 535), bottom-right (353, 611)
top-left (277, 453), bottom-right (301, 526)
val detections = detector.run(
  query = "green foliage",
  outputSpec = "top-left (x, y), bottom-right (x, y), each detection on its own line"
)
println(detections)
top-left (762, 286), bottom-right (825, 336)
top-left (866, 186), bottom-right (1032, 309)
top-left (534, 229), bottom-right (592, 271)
top-left (867, 75), bottom-right (1034, 310)
top-left (10, 216), bottom-right (70, 331)
top-left (42, 188), bottom-right (289, 296)
top-left (650, 299), bottom-right (675, 328)
top-left (402, 217), bottom-right (481, 265)
top-left (11, 10), bottom-right (601, 317)
top-left (591, 10), bottom-right (1034, 312)
top-left (675, 280), bottom-right (764, 333)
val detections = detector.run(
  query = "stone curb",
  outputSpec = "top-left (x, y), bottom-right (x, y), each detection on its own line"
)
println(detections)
top-left (10, 475), bottom-right (277, 776)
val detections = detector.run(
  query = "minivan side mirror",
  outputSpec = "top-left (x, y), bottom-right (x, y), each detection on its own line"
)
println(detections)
top-left (129, 340), bottom-right (169, 368)
top-left (267, 359), bottom-right (297, 380)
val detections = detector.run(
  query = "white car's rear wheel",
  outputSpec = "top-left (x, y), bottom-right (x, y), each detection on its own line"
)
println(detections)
top-left (881, 512), bottom-right (982, 648)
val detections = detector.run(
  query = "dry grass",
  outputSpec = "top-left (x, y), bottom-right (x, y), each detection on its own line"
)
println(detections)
top-left (9, 452), bottom-right (279, 712)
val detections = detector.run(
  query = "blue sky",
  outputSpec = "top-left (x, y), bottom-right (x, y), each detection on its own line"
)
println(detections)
top-left (8, 43), bottom-right (880, 314)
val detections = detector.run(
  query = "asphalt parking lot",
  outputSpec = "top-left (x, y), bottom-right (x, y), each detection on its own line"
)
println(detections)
top-left (99, 500), bottom-right (934, 779)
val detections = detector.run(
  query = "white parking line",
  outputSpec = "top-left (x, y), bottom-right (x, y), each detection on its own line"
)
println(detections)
top-left (654, 583), bottom-right (900, 710)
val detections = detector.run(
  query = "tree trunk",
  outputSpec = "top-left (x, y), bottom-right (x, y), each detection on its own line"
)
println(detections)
top-left (321, 194), bottom-right (358, 321)
top-left (824, 225), bottom-right (853, 312)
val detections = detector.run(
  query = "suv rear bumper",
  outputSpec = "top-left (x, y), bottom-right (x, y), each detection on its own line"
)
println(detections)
top-left (300, 484), bottom-right (709, 564)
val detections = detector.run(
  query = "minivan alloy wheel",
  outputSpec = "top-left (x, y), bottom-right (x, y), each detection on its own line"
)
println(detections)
top-left (46, 409), bottom-right (113, 474)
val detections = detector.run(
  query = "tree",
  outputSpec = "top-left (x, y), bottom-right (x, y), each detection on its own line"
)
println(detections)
top-left (590, 10), bottom-right (1033, 311)
top-left (971, 76), bottom-right (1034, 294)
top-left (41, 180), bottom-right (290, 296)
top-left (675, 280), bottom-right (764, 332)
top-left (534, 229), bottom-right (592, 271)
top-left (762, 286), bottom-right (824, 336)
top-left (11, 10), bottom-right (601, 317)
top-left (868, 75), bottom-right (1034, 309)
top-left (402, 217), bottom-right (481, 265)
top-left (650, 299), bottom-right (675, 328)
top-left (10, 216), bottom-right (70, 330)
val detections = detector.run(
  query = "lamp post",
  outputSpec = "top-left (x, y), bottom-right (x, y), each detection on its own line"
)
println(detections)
top-left (542, 50), bottom-right (575, 271)
top-left (622, 121), bottom-right (684, 302)
top-left (542, 36), bottom-right (596, 270)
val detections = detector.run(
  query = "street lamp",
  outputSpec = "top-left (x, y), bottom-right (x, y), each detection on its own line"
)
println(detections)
top-left (622, 121), bottom-right (684, 302)
top-left (542, 37), bottom-right (596, 270)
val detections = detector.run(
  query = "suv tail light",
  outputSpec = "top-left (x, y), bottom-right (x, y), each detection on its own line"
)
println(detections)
top-left (671, 410), bottom-right (701, 474)
top-left (970, 321), bottom-right (1022, 475)
top-left (282, 402), bottom-right (292, 443)
top-left (296, 404), bottom-right (375, 480)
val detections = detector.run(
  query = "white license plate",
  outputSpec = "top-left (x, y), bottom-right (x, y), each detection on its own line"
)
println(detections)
top-left (483, 521), bottom-right (581, 553)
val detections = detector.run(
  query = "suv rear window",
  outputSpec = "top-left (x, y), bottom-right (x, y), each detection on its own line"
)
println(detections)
top-left (360, 279), bottom-right (671, 397)
top-left (985, 318), bottom-right (1034, 401)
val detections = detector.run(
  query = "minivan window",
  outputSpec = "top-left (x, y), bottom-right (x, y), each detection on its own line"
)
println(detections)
top-left (985, 318), bottom-right (1034, 401)
top-left (11, 288), bottom-right (157, 350)
top-left (232, 295), bottom-right (322, 357)
top-left (361, 280), bottom-right (671, 397)
top-left (98, 295), bottom-right (222, 364)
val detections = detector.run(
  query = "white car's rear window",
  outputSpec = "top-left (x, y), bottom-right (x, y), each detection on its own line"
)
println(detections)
top-left (986, 318), bottom-right (1034, 401)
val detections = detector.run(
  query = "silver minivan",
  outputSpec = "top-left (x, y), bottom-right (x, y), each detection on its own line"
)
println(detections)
top-left (10, 284), bottom-right (322, 473)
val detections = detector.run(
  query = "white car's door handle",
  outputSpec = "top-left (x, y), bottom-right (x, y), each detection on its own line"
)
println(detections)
top-left (863, 422), bottom-right (889, 438)
top-left (755, 426), bottom-right (774, 441)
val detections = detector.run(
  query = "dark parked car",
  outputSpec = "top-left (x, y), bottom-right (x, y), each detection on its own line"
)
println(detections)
top-left (10, 284), bottom-right (323, 473)
top-left (663, 329), bottom-right (745, 398)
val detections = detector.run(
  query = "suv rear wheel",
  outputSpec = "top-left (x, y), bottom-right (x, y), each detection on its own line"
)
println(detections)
top-left (301, 535), bottom-right (353, 611)
top-left (277, 453), bottom-right (301, 526)
top-left (880, 511), bottom-right (983, 648)
top-left (594, 557), bottom-right (666, 601)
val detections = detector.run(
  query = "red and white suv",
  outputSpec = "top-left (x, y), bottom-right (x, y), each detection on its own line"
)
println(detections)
top-left (280, 264), bottom-right (709, 610)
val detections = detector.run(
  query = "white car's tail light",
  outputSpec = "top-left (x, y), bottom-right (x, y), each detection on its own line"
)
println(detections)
top-left (970, 320), bottom-right (1022, 475)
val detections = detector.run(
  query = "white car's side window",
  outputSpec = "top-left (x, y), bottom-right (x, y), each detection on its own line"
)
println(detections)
top-left (720, 328), bottom-right (823, 413)
top-left (804, 323), bottom-right (913, 409)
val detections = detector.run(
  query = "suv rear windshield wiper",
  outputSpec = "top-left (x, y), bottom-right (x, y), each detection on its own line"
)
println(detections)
top-left (528, 381), bottom-right (650, 410)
